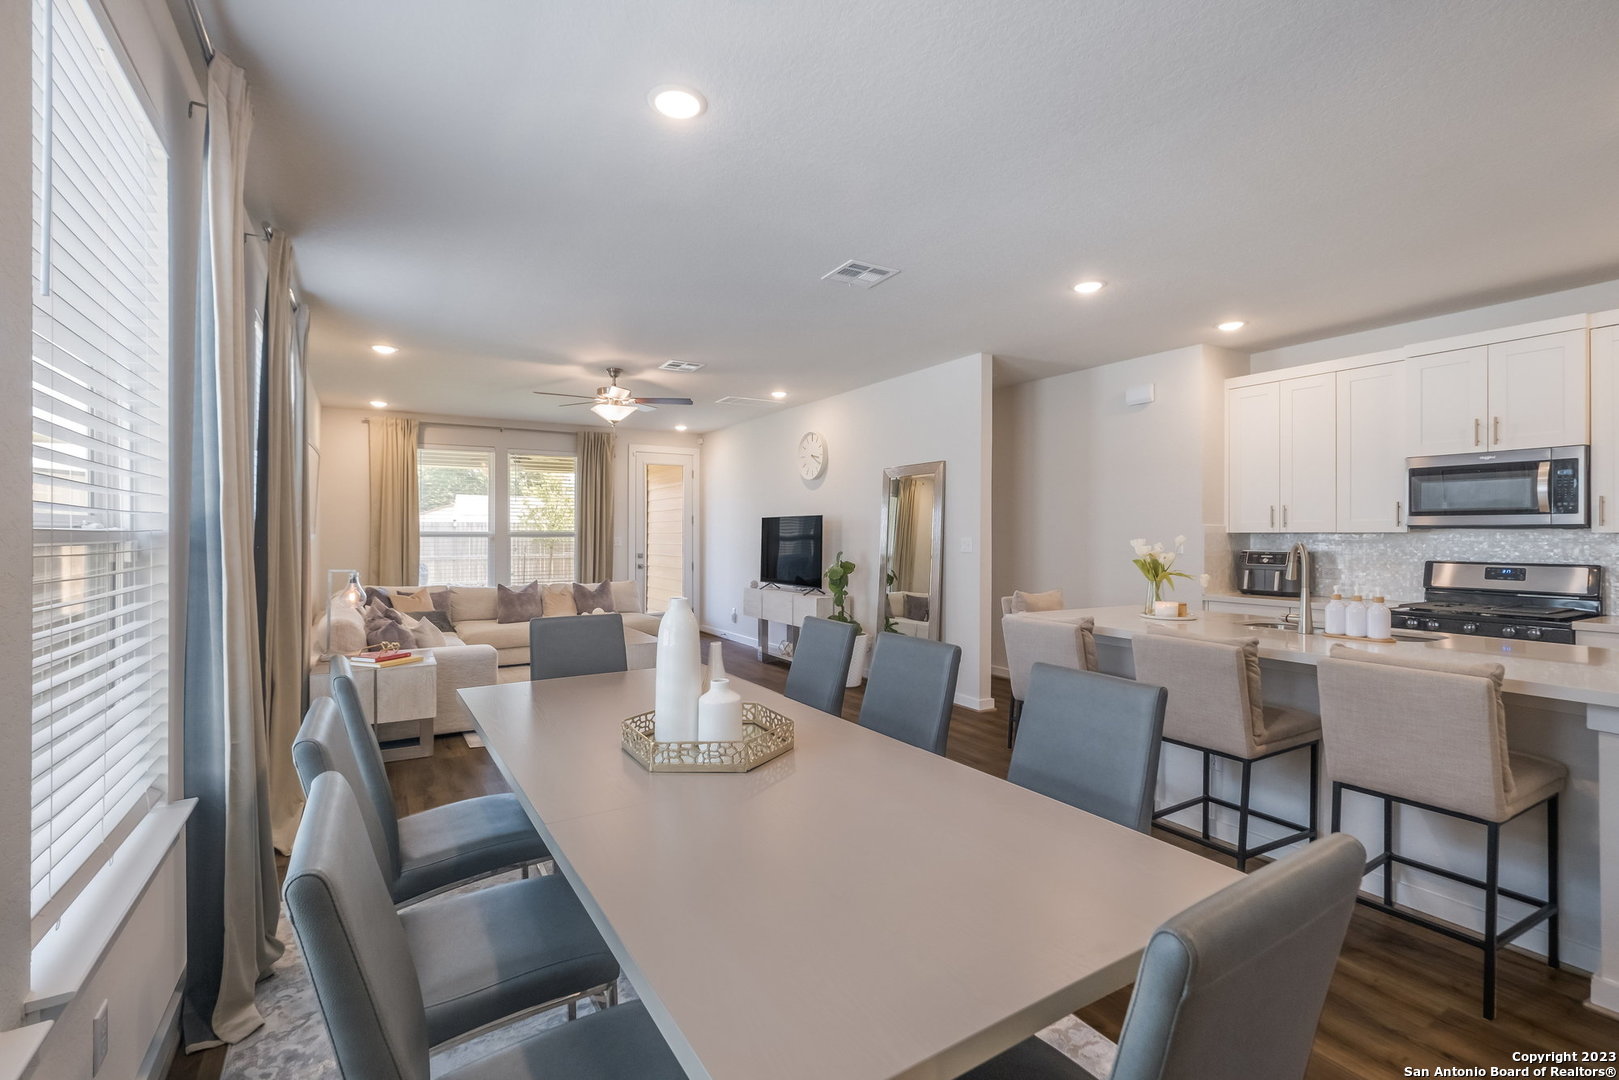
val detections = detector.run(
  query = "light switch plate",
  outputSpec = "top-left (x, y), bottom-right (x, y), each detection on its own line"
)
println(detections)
top-left (959, 537), bottom-right (973, 553)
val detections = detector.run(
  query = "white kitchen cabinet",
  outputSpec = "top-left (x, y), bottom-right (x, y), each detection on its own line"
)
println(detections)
top-left (1592, 319), bottom-right (1619, 533)
top-left (1487, 329), bottom-right (1589, 450)
top-left (1406, 347), bottom-right (1489, 456)
top-left (1336, 363), bottom-right (1408, 532)
top-left (1227, 382), bottom-right (1281, 532)
top-left (1278, 373), bottom-right (1337, 532)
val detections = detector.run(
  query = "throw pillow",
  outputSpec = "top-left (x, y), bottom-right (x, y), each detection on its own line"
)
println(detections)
top-left (365, 609), bottom-right (415, 650)
top-left (408, 611), bottom-right (447, 648)
top-left (609, 579), bottom-right (642, 614)
top-left (903, 593), bottom-right (930, 622)
top-left (390, 587), bottom-right (439, 614)
top-left (415, 609), bottom-right (455, 632)
top-left (364, 587), bottom-right (394, 609)
top-left (541, 582), bottom-right (577, 617)
top-left (496, 581), bottom-right (547, 624)
top-left (449, 585), bottom-right (499, 623)
top-left (573, 580), bottom-right (615, 614)
top-left (316, 602), bottom-right (367, 656)
top-left (1011, 589), bottom-right (1064, 613)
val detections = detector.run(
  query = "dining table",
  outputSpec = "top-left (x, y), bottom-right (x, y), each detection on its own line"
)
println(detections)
top-left (460, 668), bottom-right (1243, 1080)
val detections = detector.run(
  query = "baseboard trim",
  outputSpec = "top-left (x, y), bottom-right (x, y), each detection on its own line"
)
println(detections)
top-left (1589, 975), bottom-right (1619, 1018)
top-left (138, 981), bottom-right (184, 1080)
top-left (700, 624), bottom-right (757, 648)
top-left (991, 664), bottom-right (1009, 680)
top-left (955, 693), bottom-right (995, 712)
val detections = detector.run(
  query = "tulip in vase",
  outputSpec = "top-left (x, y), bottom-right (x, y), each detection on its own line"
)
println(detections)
top-left (1129, 536), bottom-right (1211, 615)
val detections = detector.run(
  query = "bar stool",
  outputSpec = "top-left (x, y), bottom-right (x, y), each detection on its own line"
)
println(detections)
top-left (1133, 633), bottom-right (1320, 870)
top-left (1000, 613), bottom-right (1096, 747)
top-left (1318, 645), bottom-right (1564, 1020)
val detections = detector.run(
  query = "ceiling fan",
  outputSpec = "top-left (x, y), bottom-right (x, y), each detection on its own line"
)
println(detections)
top-left (533, 367), bottom-right (693, 424)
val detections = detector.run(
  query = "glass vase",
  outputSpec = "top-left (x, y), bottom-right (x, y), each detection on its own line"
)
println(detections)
top-left (1143, 577), bottom-right (1164, 615)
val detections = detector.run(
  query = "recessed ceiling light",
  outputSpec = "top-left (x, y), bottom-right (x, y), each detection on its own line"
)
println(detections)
top-left (369, 400), bottom-right (388, 408)
top-left (371, 344), bottom-right (398, 355)
top-left (770, 390), bottom-right (787, 400)
top-left (675, 424), bottom-right (688, 432)
top-left (1217, 320), bottom-right (1246, 332)
top-left (1072, 280), bottom-right (1105, 294)
top-left (650, 86), bottom-right (706, 120)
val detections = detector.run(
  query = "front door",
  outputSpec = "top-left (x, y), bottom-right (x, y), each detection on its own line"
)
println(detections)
top-left (629, 448), bottom-right (697, 615)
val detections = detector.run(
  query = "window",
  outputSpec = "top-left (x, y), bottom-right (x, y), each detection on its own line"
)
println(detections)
top-left (30, 0), bottom-right (171, 928)
top-left (416, 445), bottom-right (577, 585)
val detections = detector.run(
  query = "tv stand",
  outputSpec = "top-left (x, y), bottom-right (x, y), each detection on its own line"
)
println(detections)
top-left (742, 584), bottom-right (834, 662)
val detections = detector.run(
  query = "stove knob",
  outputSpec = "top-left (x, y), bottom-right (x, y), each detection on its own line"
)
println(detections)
top-left (1524, 626), bottom-right (1542, 639)
top-left (1399, 617), bottom-right (1417, 629)
top-left (1462, 622), bottom-right (1478, 634)
top-left (1501, 626), bottom-right (1518, 637)
top-left (1424, 620), bottom-right (1442, 632)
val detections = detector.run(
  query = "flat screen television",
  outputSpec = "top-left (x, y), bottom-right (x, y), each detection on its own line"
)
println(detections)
top-left (760, 515), bottom-right (824, 588)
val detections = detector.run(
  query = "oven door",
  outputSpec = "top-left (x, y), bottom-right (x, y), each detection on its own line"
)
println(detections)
top-left (1407, 448), bottom-right (1561, 527)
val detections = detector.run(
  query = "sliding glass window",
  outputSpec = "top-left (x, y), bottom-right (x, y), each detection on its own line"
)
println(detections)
top-left (417, 447), bottom-right (493, 585)
top-left (417, 447), bottom-right (578, 585)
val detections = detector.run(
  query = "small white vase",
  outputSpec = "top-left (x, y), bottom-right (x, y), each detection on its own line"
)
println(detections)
top-left (655, 597), bottom-right (701, 743)
top-left (845, 633), bottom-right (869, 688)
top-left (697, 677), bottom-right (744, 742)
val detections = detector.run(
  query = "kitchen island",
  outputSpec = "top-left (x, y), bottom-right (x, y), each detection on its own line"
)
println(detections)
top-left (1028, 605), bottom-right (1619, 1017)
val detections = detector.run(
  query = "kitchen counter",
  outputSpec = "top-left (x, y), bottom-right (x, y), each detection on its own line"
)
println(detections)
top-left (1026, 604), bottom-right (1619, 1016)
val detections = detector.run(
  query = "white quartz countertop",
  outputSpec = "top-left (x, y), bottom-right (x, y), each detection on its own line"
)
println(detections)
top-left (1030, 605), bottom-right (1619, 709)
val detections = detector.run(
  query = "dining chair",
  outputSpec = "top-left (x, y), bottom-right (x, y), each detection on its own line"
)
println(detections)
top-left (783, 616), bottom-right (858, 715)
top-left (1007, 663), bottom-right (1165, 832)
top-left (530, 612), bottom-right (628, 680)
top-left (1000, 613), bottom-right (1097, 747)
top-left (858, 633), bottom-right (960, 755)
top-left (962, 833), bottom-right (1366, 1080)
top-left (296, 689), bottom-right (550, 905)
top-left (287, 772), bottom-right (684, 1078)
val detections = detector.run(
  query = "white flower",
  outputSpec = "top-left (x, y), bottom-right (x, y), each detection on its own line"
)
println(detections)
top-left (1130, 539), bottom-right (1149, 556)
top-left (1152, 543), bottom-right (1165, 555)
top-left (1174, 534), bottom-right (1187, 548)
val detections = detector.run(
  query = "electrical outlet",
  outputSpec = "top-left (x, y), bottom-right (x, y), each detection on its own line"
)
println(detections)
top-left (730, 607), bottom-right (737, 622)
top-left (92, 1001), bottom-right (108, 1075)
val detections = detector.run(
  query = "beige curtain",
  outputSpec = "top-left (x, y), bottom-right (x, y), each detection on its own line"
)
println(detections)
top-left (577, 430), bottom-right (615, 582)
top-left (893, 478), bottom-right (919, 591)
top-left (368, 416), bottom-right (420, 584)
top-left (263, 231), bottom-right (307, 852)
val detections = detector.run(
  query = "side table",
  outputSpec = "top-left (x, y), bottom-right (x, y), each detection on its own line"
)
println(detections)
top-left (309, 652), bottom-right (438, 761)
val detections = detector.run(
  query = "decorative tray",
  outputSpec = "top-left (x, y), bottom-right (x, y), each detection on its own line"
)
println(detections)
top-left (622, 702), bottom-right (795, 773)
top-left (1139, 613), bottom-right (1198, 622)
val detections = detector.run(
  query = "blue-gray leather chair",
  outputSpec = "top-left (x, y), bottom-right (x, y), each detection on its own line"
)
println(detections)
top-left (530, 612), bottom-right (628, 680)
top-left (961, 833), bottom-right (1366, 1080)
top-left (296, 690), bottom-right (549, 904)
top-left (858, 633), bottom-right (961, 755)
top-left (287, 772), bottom-right (683, 1078)
top-left (1007, 663), bottom-right (1166, 833)
top-left (783, 616), bottom-right (858, 715)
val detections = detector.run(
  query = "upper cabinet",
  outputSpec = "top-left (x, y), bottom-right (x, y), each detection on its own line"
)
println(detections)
top-left (1278, 374), bottom-right (1337, 532)
top-left (1336, 363), bottom-right (1407, 532)
top-left (1591, 317), bottom-right (1619, 533)
top-left (1227, 382), bottom-right (1281, 532)
top-left (1407, 329), bottom-right (1588, 456)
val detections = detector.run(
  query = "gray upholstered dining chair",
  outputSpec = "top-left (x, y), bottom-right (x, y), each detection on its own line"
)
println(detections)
top-left (1007, 663), bottom-right (1165, 833)
top-left (783, 615), bottom-right (858, 715)
top-left (961, 833), bottom-right (1366, 1080)
top-left (530, 612), bottom-right (628, 680)
top-left (287, 772), bottom-right (684, 1079)
top-left (295, 690), bottom-right (550, 904)
top-left (1001, 613), bottom-right (1097, 747)
top-left (858, 633), bottom-right (961, 755)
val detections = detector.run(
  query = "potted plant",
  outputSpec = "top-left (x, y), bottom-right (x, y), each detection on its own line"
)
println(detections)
top-left (1130, 535), bottom-right (1211, 615)
top-left (825, 551), bottom-right (869, 686)
top-left (882, 569), bottom-right (900, 635)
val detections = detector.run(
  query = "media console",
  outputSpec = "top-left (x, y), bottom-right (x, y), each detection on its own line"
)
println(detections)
top-left (742, 583), bottom-right (833, 662)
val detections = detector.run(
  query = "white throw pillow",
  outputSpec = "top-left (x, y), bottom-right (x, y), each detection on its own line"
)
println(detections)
top-left (608, 579), bottom-right (642, 614)
top-left (1011, 589), bottom-right (1064, 613)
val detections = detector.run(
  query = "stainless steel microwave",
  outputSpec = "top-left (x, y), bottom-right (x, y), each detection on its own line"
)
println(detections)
top-left (1406, 446), bottom-right (1589, 528)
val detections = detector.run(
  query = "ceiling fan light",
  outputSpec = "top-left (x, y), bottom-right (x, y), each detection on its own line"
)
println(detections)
top-left (591, 401), bottom-right (638, 423)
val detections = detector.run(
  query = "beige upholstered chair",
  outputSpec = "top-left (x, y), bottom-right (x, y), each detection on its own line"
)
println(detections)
top-left (999, 589), bottom-right (1065, 616)
top-left (1132, 633), bottom-right (1320, 871)
top-left (1318, 644), bottom-right (1565, 1019)
top-left (1000, 613), bottom-right (1096, 747)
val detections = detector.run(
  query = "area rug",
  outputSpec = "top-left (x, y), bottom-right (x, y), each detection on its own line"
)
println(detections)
top-left (219, 876), bottom-right (1118, 1079)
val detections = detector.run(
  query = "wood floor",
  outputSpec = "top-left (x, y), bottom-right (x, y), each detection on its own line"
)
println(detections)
top-left (171, 634), bottom-right (1619, 1080)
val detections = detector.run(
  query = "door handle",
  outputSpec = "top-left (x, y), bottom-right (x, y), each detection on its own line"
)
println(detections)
top-left (1474, 418), bottom-right (1481, 447)
top-left (1395, 500), bottom-right (1402, 527)
top-left (1535, 460), bottom-right (1552, 514)
top-left (1493, 416), bottom-right (1501, 445)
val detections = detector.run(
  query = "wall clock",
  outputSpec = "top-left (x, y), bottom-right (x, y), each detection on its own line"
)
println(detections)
top-left (797, 431), bottom-right (827, 480)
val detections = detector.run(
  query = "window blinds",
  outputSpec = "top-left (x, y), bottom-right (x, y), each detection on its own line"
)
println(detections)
top-left (30, 0), bottom-right (171, 928)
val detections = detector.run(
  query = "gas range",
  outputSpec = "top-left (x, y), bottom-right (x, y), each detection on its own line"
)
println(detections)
top-left (1389, 561), bottom-right (1603, 645)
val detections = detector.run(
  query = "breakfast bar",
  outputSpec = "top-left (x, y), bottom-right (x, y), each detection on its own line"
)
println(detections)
top-left (1031, 605), bottom-right (1619, 1017)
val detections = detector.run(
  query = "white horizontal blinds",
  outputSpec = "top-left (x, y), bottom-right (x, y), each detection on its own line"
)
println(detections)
top-left (30, 0), bottom-right (171, 927)
top-left (418, 447), bottom-right (493, 584)
top-left (509, 453), bottom-right (577, 584)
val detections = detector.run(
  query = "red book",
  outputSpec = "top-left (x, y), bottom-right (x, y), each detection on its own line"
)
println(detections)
top-left (353, 650), bottom-right (410, 664)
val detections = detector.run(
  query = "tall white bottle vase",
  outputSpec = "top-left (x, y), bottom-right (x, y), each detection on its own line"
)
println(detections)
top-left (706, 640), bottom-right (727, 693)
top-left (655, 597), bottom-right (701, 743)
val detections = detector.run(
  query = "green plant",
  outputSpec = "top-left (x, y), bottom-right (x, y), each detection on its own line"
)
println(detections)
top-left (825, 550), bottom-right (863, 636)
top-left (882, 569), bottom-right (900, 634)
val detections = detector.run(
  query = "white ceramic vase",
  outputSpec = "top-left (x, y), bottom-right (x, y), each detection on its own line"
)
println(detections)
top-left (654, 597), bottom-right (701, 742)
top-left (845, 633), bottom-right (870, 688)
top-left (697, 677), bottom-right (744, 742)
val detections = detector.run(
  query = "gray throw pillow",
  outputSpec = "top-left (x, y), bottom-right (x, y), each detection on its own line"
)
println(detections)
top-left (496, 581), bottom-right (547, 624)
top-left (903, 593), bottom-right (930, 622)
top-left (365, 608), bottom-right (416, 649)
top-left (364, 587), bottom-right (394, 609)
top-left (573, 580), bottom-right (615, 614)
top-left (415, 609), bottom-right (455, 632)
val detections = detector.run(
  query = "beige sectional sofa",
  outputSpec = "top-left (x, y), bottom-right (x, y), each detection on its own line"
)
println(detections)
top-left (413, 581), bottom-right (662, 666)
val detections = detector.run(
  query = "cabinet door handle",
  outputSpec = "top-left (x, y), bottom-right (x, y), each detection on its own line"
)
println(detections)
top-left (1395, 500), bottom-right (1403, 527)
top-left (1602, 495), bottom-right (1608, 528)
top-left (1282, 505), bottom-right (1289, 528)
top-left (1270, 505), bottom-right (1276, 528)
top-left (1493, 416), bottom-right (1501, 445)
top-left (1474, 417), bottom-right (1482, 447)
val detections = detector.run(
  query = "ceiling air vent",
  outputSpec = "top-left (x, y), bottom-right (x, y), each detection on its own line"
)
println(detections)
top-left (715, 395), bottom-right (783, 407)
top-left (658, 359), bottom-right (705, 373)
top-left (821, 260), bottom-right (900, 288)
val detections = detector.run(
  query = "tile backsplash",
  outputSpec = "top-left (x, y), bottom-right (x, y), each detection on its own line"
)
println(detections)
top-left (1230, 530), bottom-right (1619, 608)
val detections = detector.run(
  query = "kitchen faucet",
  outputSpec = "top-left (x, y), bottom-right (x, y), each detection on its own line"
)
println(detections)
top-left (1285, 541), bottom-right (1314, 636)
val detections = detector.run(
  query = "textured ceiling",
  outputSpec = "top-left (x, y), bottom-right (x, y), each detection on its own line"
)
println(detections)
top-left (200, 0), bottom-right (1619, 432)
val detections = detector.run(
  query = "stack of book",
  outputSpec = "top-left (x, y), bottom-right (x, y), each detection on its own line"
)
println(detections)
top-left (351, 651), bottom-right (424, 668)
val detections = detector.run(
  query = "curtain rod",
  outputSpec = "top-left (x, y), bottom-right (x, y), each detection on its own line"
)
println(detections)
top-left (361, 416), bottom-right (590, 437)
top-left (184, 0), bottom-right (215, 63)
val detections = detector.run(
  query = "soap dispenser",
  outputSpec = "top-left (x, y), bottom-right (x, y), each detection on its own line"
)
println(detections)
top-left (1324, 594), bottom-right (1347, 637)
top-left (1366, 596), bottom-right (1392, 641)
top-left (1345, 594), bottom-right (1369, 639)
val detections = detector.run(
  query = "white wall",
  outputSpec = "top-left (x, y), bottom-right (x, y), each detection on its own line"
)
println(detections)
top-left (699, 354), bottom-right (995, 709)
top-left (314, 406), bottom-right (702, 586)
top-left (992, 345), bottom-right (1246, 668)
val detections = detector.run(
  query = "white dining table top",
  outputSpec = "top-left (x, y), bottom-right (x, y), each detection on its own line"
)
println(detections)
top-left (461, 669), bottom-right (1242, 1080)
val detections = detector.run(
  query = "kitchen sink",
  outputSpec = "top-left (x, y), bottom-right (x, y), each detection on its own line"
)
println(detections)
top-left (1242, 620), bottom-right (1302, 631)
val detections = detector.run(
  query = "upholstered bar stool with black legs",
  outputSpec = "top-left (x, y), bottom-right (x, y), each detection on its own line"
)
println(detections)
top-left (1000, 613), bottom-right (1096, 748)
top-left (1133, 633), bottom-right (1320, 871)
top-left (1318, 645), bottom-right (1564, 1020)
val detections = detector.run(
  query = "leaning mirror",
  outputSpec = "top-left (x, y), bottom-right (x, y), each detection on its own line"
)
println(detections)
top-left (877, 461), bottom-right (945, 641)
